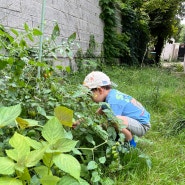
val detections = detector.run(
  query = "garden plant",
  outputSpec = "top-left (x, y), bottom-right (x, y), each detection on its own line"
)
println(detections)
top-left (0, 21), bottom-right (185, 185)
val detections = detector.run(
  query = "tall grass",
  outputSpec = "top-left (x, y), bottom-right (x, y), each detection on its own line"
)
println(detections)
top-left (69, 65), bottom-right (185, 184)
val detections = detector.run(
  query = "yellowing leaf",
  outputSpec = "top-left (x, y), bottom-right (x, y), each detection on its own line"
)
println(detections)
top-left (16, 117), bottom-right (29, 129)
top-left (16, 117), bottom-right (39, 129)
top-left (54, 106), bottom-right (73, 127)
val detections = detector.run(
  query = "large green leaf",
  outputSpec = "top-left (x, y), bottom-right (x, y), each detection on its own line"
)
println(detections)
top-left (8, 132), bottom-right (30, 157)
top-left (6, 132), bottom-right (44, 172)
top-left (16, 168), bottom-right (31, 182)
top-left (25, 137), bottom-right (43, 150)
top-left (54, 106), bottom-right (73, 127)
top-left (42, 117), bottom-right (65, 143)
top-left (6, 149), bottom-right (19, 161)
top-left (26, 148), bottom-right (46, 167)
top-left (47, 138), bottom-right (78, 153)
top-left (58, 175), bottom-right (90, 185)
top-left (34, 165), bottom-right (52, 178)
top-left (0, 157), bottom-right (15, 175)
top-left (0, 177), bottom-right (23, 185)
top-left (0, 104), bottom-right (21, 128)
top-left (53, 154), bottom-right (81, 180)
top-left (39, 175), bottom-right (60, 185)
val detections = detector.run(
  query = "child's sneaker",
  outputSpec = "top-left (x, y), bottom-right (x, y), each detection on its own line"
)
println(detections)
top-left (129, 137), bottom-right (137, 148)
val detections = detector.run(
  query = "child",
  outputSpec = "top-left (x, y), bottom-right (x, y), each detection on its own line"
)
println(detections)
top-left (83, 71), bottom-right (151, 147)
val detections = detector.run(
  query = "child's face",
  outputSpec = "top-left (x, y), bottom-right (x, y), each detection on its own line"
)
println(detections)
top-left (91, 88), bottom-right (106, 103)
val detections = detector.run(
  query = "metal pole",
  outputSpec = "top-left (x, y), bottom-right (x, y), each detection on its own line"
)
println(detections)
top-left (37, 0), bottom-right (46, 80)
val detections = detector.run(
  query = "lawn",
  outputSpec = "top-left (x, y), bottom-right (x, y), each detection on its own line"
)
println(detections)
top-left (104, 65), bottom-right (185, 185)
top-left (69, 65), bottom-right (185, 185)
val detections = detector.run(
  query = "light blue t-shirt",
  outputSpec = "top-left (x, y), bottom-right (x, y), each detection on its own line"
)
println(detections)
top-left (105, 89), bottom-right (150, 124)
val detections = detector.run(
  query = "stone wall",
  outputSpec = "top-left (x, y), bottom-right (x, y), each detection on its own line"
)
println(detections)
top-left (0, 0), bottom-right (104, 65)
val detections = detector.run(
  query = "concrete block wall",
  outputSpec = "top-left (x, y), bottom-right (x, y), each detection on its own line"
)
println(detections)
top-left (0, 0), bottom-right (104, 59)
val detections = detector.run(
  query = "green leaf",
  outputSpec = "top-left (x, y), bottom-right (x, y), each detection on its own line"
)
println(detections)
top-left (39, 175), bottom-right (60, 185)
top-left (0, 104), bottom-right (21, 128)
top-left (0, 177), bottom-right (23, 185)
top-left (47, 138), bottom-right (78, 153)
top-left (0, 157), bottom-right (15, 175)
top-left (91, 171), bottom-right (101, 183)
top-left (11, 28), bottom-right (19, 36)
top-left (6, 149), bottom-right (18, 161)
top-left (20, 39), bottom-right (27, 47)
top-left (24, 23), bottom-right (29, 32)
top-left (54, 106), bottom-right (73, 127)
top-left (42, 153), bottom-right (54, 167)
top-left (58, 175), bottom-right (90, 185)
top-left (51, 23), bottom-right (60, 40)
top-left (53, 154), bottom-right (81, 180)
top-left (33, 28), bottom-right (42, 36)
top-left (34, 165), bottom-right (52, 178)
top-left (85, 135), bottom-right (95, 146)
top-left (27, 33), bottom-right (34, 42)
top-left (26, 148), bottom-right (45, 167)
top-left (16, 168), bottom-right (31, 182)
top-left (99, 156), bottom-right (106, 164)
top-left (42, 117), bottom-right (65, 143)
top-left (87, 161), bottom-right (98, 170)
top-left (65, 66), bottom-right (71, 73)
top-left (9, 132), bottom-right (30, 155)
top-left (25, 137), bottom-right (43, 150)
top-left (100, 177), bottom-right (115, 185)
top-left (37, 106), bottom-right (47, 117)
top-left (67, 32), bottom-right (76, 43)
top-left (0, 60), bottom-right (8, 70)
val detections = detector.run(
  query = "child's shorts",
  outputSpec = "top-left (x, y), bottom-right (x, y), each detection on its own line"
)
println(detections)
top-left (126, 116), bottom-right (151, 137)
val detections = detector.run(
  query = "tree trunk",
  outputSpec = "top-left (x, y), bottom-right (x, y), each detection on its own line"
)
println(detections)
top-left (183, 55), bottom-right (185, 73)
top-left (154, 35), bottom-right (165, 64)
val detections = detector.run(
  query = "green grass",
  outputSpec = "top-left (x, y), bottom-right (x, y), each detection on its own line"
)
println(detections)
top-left (69, 65), bottom-right (185, 185)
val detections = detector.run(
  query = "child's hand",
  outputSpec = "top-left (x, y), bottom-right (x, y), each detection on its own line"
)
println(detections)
top-left (72, 118), bottom-right (84, 128)
top-left (96, 108), bottom-right (104, 115)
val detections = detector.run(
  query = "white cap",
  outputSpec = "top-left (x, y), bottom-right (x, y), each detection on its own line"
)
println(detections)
top-left (83, 71), bottom-right (115, 89)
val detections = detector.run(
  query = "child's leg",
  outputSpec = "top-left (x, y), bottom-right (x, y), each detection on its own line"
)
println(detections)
top-left (117, 115), bottom-right (150, 137)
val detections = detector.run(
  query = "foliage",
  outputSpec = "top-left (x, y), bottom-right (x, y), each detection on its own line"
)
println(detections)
top-left (75, 35), bottom-right (102, 73)
top-left (0, 105), bottom-right (85, 185)
top-left (117, 0), bottom-right (150, 65)
top-left (144, 0), bottom-right (185, 63)
top-left (99, 0), bottom-right (130, 64)
top-left (99, 0), bottom-right (185, 65)
top-left (176, 24), bottom-right (185, 43)
top-left (99, 0), bottom-right (150, 65)
top-left (0, 24), bottom-right (151, 184)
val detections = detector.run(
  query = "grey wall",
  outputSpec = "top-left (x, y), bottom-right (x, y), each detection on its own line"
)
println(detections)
top-left (0, 0), bottom-right (104, 59)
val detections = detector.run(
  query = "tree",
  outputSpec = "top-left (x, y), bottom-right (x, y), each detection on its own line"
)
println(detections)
top-left (144, 0), bottom-right (185, 64)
